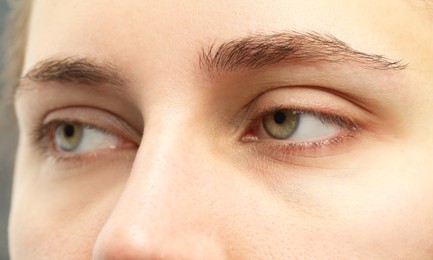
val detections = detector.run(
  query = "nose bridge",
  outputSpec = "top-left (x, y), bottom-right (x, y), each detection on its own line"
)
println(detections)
top-left (137, 113), bottom-right (214, 211)
top-left (93, 119), bottom-right (226, 259)
top-left (130, 127), bottom-right (213, 225)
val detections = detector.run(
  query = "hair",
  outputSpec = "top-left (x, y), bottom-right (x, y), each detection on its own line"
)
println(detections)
top-left (1, 0), bottom-right (32, 102)
top-left (0, 0), bottom-right (31, 199)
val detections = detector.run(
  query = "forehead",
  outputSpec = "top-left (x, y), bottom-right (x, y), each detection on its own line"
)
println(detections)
top-left (24, 0), bottom-right (432, 76)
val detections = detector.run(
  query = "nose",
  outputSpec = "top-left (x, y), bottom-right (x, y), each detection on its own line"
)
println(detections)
top-left (92, 127), bottom-right (227, 259)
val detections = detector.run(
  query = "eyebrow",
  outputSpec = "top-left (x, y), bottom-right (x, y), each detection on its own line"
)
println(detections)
top-left (21, 57), bottom-right (128, 89)
top-left (20, 31), bottom-right (406, 90)
top-left (199, 31), bottom-right (407, 73)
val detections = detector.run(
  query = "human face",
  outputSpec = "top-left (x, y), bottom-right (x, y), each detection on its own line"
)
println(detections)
top-left (9, 0), bottom-right (433, 259)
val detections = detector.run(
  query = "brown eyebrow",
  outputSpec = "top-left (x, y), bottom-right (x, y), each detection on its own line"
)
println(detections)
top-left (19, 31), bottom-right (406, 91)
top-left (199, 31), bottom-right (407, 73)
top-left (21, 57), bottom-right (127, 88)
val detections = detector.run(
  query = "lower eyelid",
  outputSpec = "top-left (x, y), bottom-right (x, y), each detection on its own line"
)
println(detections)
top-left (244, 130), bottom-right (359, 164)
top-left (44, 148), bottom-right (138, 173)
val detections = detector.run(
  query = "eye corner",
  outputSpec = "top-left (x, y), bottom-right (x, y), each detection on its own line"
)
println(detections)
top-left (30, 107), bottom-right (140, 165)
top-left (239, 103), bottom-right (364, 163)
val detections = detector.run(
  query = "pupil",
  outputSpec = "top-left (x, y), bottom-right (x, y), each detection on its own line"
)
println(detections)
top-left (63, 125), bottom-right (75, 138)
top-left (273, 111), bottom-right (286, 124)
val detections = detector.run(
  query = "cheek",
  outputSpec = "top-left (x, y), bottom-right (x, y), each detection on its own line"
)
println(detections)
top-left (322, 146), bottom-right (433, 257)
top-left (9, 150), bottom-right (129, 259)
top-left (9, 138), bottom-right (433, 258)
top-left (9, 206), bottom-right (93, 259)
top-left (9, 186), bottom-right (121, 259)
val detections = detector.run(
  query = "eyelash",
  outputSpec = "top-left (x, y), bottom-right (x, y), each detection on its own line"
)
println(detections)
top-left (31, 120), bottom-right (110, 161)
top-left (242, 105), bottom-right (361, 152)
top-left (31, 104), bottom-right (361, 164)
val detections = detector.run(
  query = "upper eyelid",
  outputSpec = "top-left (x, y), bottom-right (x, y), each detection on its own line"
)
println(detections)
top-left (50, 120), bottom-right (113, 136)
top-left (31, 120), bottom-right (113, 151)
top-left (248, 106), bottom-right (360, 130)
top-left (41, 107), bottom-right (142, 144)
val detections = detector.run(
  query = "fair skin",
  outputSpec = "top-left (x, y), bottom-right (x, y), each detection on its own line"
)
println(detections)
top-left (8, 0), bottom-right (433, 259)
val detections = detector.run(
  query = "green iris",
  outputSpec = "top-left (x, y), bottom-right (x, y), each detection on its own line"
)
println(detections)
top-left (263, 110), bottom-right (299, 139)
top-left (54, 123), bottom-right (83, 151)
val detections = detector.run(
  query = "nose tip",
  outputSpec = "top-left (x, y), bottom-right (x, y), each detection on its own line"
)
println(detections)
top-left (93, 226), bottom-right (226, 260)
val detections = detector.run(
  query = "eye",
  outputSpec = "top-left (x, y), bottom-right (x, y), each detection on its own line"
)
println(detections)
top-left (31, 107), bottom-right (140, 165)
top-left (244, 105), bottom-right (360, 146)
top-left (50, 122), bottom-right (124, 153)
top-left (260, 109), bottom-right (342, 141)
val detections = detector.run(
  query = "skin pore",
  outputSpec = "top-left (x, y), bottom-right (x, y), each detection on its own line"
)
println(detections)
top-left (8, 0), bottom-right (433, 259)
